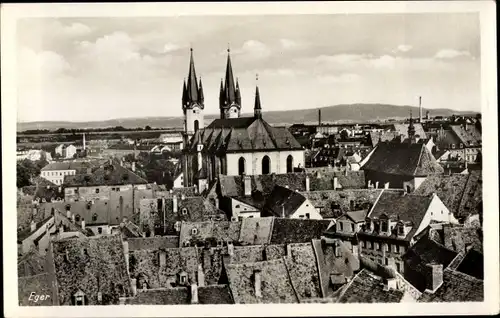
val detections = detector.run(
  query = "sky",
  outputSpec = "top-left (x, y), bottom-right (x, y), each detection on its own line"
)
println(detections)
top-left (16, 13), bottom-right (481, 122)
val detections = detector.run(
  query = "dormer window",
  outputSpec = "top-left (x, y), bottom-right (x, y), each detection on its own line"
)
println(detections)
top-left (75, 214), bottom-right (81, 222)
top-left (181, 208), bottom-right (188, 215)
top-left (398, 224), bottom-right (405, 236)
top-left (92, 213), bottom-right (98, 222)
top-left (73, 290), bottom-right (86, 306)
top-left (381, 220), bottom-right (388, 233)
top-left (179, 272), bottom-right (188, 285)
top-left (191, 228), bottom-right (198, 235)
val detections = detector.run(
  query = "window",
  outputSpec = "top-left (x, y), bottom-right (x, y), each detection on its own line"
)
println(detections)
top-left (181, 208), bottom-right (188, 215)
top-left (98, 227), bottom-right (103, 234)
top-left (384, 258), bottom-right (389, 265)
top-left (396, 262), bottom-right (401, 272)
top-left (385, 244), bottom-right (390, 252)
top-left (361, 241), bottom-right (365, 248)
top-left (191, 228), bottom-right (198, 235)
top-left (262, 156), bottom-right (271, 175)
top-left (381, 221), bottom-right (388, 232)
top-left (367, 241), bottom-right (372, 249)
top-left (238, 157), bottom-right (246, 175)
top-left (75, 214), bottom-right (81, 222)
top-left (393, 244), bottom-right (398, 253)
top-left (305, 213), bottom-right (310, 219)
top-left (398, 225), bottom-right (405, 236)
top-left (92, 213), bottom-right (98, 222)
top-left (286, 155), bottom-right (294, 173)
top-left (194, 120), bottom-right (199, 132)
top-left (375, 242), bottom-right (380, 251)
top-left (95, 188), bottom-right (100, 194)
top-left (339, 222), bottom-right (344, 231)
top-left (351, 223), bottom-right (355, 232)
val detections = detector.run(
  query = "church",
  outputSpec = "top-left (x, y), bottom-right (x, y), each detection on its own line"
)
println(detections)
top-left (180, 48), bottom-right (305, 190)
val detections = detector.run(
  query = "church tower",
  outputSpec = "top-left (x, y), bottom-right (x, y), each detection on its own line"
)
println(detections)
top-left (219, 48), bottom-right (241, 119)
top-left (182, 48), bottom-right (204, 139)
top-left (254, 74), bottom-right (262, 119)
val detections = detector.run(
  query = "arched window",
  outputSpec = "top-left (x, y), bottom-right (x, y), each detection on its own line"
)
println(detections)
top-left (286, 155), bottom-right (294, 173)
top-left (194, 120), bottom-right (199, 132)
top-left (238, 157), bottom-right (246, 175)
top-left (262, 156), bottom-right (271, 175)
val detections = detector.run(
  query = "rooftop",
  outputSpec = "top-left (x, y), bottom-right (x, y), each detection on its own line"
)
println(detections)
top-left (418, 268), bottom-right (483, 302)
top-left (64, 163), bottom-right (148, 187)
top-left (262, 185), bottom-right (306, 218)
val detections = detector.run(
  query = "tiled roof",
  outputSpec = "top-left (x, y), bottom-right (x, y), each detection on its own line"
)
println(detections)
top-left (337, 269), bottom-right (405, 303)
top-left (402, 231), bottom-right (459, 292)
top-left (218, 173), bottom-right (306, 198)
top-left (41, 161), bottom-right (96, 171)
top-left (362, 142), bottom-right (443, 176)
top-left (17, 215), bottom-right (54, 243)
top-left (50, 234), bottom-right (131, 305)
top-left (18, 273), bottom-right (54, 306)
top-left (18, 250), bottom-right (46, 277)
top-left (414, 174), bottom-right (469, 216)
top-left (198, 285), bottom-right (234, 304)
top-left (449, 124), bottom-right (481, 147)
top-left (179, 221), bottom-right (241, 246)
top-left (270, 218), bottom-right (332, 245)
top-left (238, 217), bottom-right (274, 245)
top-left (196, 117), bottom-right (303, 153)
top-left (127, 236), bottom-right (180, 251)
top-left (455, 248), bottom-right (483, 280)
top-left (284, 243), bottom-right (322, 300)
top-left (308, 170), bottom-right (366, 190)
top-left (345, 210), bottom-right (368, 223)
top-left (123, 285), bottom-right (234, 305)
top-left (442, 224), bottom-right (483, 254)
top-left (64, 163), bottom-right (148, 187)
top-left (225, 258), bottom-right (299, 304)
top-left (312, 239), bottom-right (360, 298)
top-left (418, 269), bottom-right (483, 302)
top-left (262, 185), bottom-right (306, 218)
top-left (301, 189), bottom-right (387, 219)
top-left (393, 123), bottom-right (427, 140)
top-left (457, 170), bottom-right (482, 221)
top-left (366, 191), bottom-right (434, 241)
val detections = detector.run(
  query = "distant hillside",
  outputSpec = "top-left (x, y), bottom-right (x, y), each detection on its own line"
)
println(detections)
top-left (17, 104), bottom-right (478, 132)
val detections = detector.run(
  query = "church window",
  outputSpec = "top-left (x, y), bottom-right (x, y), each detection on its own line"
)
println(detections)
top-left (92, 213), bottom-right (98, 222)
top-left (262, 156), bottom-right (271, 175)
top-left (286, 155), bottom-right (294, 173)
top-left (238, 157), bottom-right (246, 175)
top-left (194, 120), bottom-right (199, 132)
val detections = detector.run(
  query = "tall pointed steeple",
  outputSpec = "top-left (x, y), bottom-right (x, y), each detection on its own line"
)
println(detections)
top-left (198, 78), bottom-right (204, 103)
top-left (186, 48), bottom-right (199, 103)
top-left (220, 46), bottom-right (241, 119)
top-left (254, 74), bottom-right (262, 119)
top-left (182, 79), bottom-right (187, 105)
top-left (408, 110), bottom-right (416, 143)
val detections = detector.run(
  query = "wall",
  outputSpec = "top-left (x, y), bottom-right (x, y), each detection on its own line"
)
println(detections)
top-left (413, 195), bottom-right (458, 239)
top-left (21, 216), bottom-right (55, 255)
top-left (231, 198), bottom-right (261, 219)
top-left (225, 150), bottom-right (305, 176)
top-left (358, 236), bottom-right (409, 273)
top-left (290, 199), bottom-right (322, 220)
top-left (335, 217), bottom-right (361, 235)
top-left (173, 174), bottom-right (184, 188)
top-left (64, 184), bottom-right (149, 202)
top-left (185, 106), bottom-right (204, 135)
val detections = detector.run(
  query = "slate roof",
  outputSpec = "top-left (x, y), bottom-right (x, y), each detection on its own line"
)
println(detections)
top-left (194, 117), bottom-right (303, 153)
top-left (337, 269), bottom-right (405, 303)
top-left (179, 221), bottom-right (241, 246)
top-left (32, 177), bottom-right (64, 202)
top-left (402, 231), bottom-right (459, 292)
top-left (50, 234), bottom-right (131, 305)
top-left (418, 269), bottom-right (483, 302)
top-left (393, 123), bottom-right (427, 140)
top-left (225, 258), bottom-right (299, 304)
top-left (18, 273), bottom-right (55, 306)
top-left (262, 185), bottom-right (307, 218)
top-left (269, 218), bottom-right (332, 245)
top-left (218, 173), bottom-right (306, 198)
top-left (64, 163), bottom-right (148, 187)
top-left (362, 142), bottom-right (444, 176)
top-left (345, 210), bottom-right (369, 223)
top-left (41, 161), bottom-right (96, 172)
top-left (123, 285), bottom-right (234, 305)
top-left (365, 191), bottom-right (435, 241)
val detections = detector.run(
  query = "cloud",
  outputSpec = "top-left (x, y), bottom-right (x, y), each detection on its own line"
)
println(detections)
top-left (435, 49), bottom-right (471, 59)
top-left (370, 55), bottom-right (396, 69)
top-left (163, 43), bottom-right (180, 53)
top-left (279, 39), bottom-right (304, 50)
top-left (318, 73), bottom-right (361, 83)
top-left (396, 44), bottom-right (413, 52)
top-left (18, 48), bottom-right (70, 79)
top-left (63, 22), bottom-right (92, 37)
top-left (232, 40), bottom-right (271, 59)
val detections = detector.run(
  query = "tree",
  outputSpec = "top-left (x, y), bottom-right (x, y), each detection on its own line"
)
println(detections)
top-left (145, 125), bottom-right (152, 131)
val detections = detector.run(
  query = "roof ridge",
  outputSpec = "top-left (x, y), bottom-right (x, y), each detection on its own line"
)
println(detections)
top-left (282, 255), bottom-right (301, 303)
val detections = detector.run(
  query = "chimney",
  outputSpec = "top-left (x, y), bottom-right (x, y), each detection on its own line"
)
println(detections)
top-left (419, 96), bottom-right (422, 123)
top-left (305, 175), bottom-right (310, 192)
top-left (384, 277), bottom-right (398, 291)
top-left (66, 209), bottom-right (71, 219)
top-left (71, 214), bottom-right (75, 223)
top-left (130, 278), bottom-right (137, 297)
top-left (351, 239), bottom-right (359, 256)
top-left (375, 181), bottom-right (379, 189)
top-left (30, 220), bottom-right (36, 232)
top-left (384, 182), bottom-right (390, 189)
top-left (243, 175), bottom-right (252, 196)
top-left (190, 283), bottom-right (199, 304)
top-left (173, 195), bottom-right (178, 214)
top-left (197, 264), bottom-right (205, 287)
top-left (318, 108), bottom-right (322, 126)
top-left (123, 241), bottom-right (130, 274)
top-left (87, 167), bottom-right (92, 174)
top-left (286, 244), bottom-right (292, 257)
top-left (228, 242), bottom-right (234, 257)
top-left (81, 218), bottom-right (85, 230)
top-left (333, 176), bottom-right (339, 190)
top-left (254, 270), bottom-right (262, 298)
top-left (181, 194), bottom-right (186, 200)
top-left (425, 263), bottom-right (444, 292)
top-left (281, 204), bottom-right (286, 218)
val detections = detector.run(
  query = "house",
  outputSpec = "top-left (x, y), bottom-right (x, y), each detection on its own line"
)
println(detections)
top-left (17, 215), bottom-right (56, 255)
top-left (356, 191), bottom-right (458, 273)
top-left (325, 210), bottom-right (368, 248)
top-left (261, 185), bottom-right (321, 220)
top-left (45, 235), bottom-right (131, 305)
top-left (179, 221), bottom-right (241, 247)
top-left (139, 195), bottom-right (227, 236)
top-left (361, 141), bottom-right (444, 192)
top-left (63, 162), bottom-right (149, 202)
top-left (40, 161), bottom-right (96, 186)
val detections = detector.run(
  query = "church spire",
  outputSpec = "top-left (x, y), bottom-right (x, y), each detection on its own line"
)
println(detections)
top-left (198, 77), bottom-right (204, 103)
top-left (219, 46), bottom-right (241, 119)
top-left (408, 110), bottom-right (416, 143)
top-left (182, 79), bottom-right (187, 105)
top-left (235, 78), bottom-right (241, 106)
top-left (224, 47), bottom-right (237, 103)
top-left (254, 74), bottom-right (262, 119)
top-left (186, 47), bottom-right (199, 104)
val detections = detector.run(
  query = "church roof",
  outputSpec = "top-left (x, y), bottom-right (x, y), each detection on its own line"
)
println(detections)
top-left (193, 117), bottom-right (302, 153)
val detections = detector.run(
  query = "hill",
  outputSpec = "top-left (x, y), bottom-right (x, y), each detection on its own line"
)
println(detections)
top-left (17, 104), bottom-right (478, 132)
